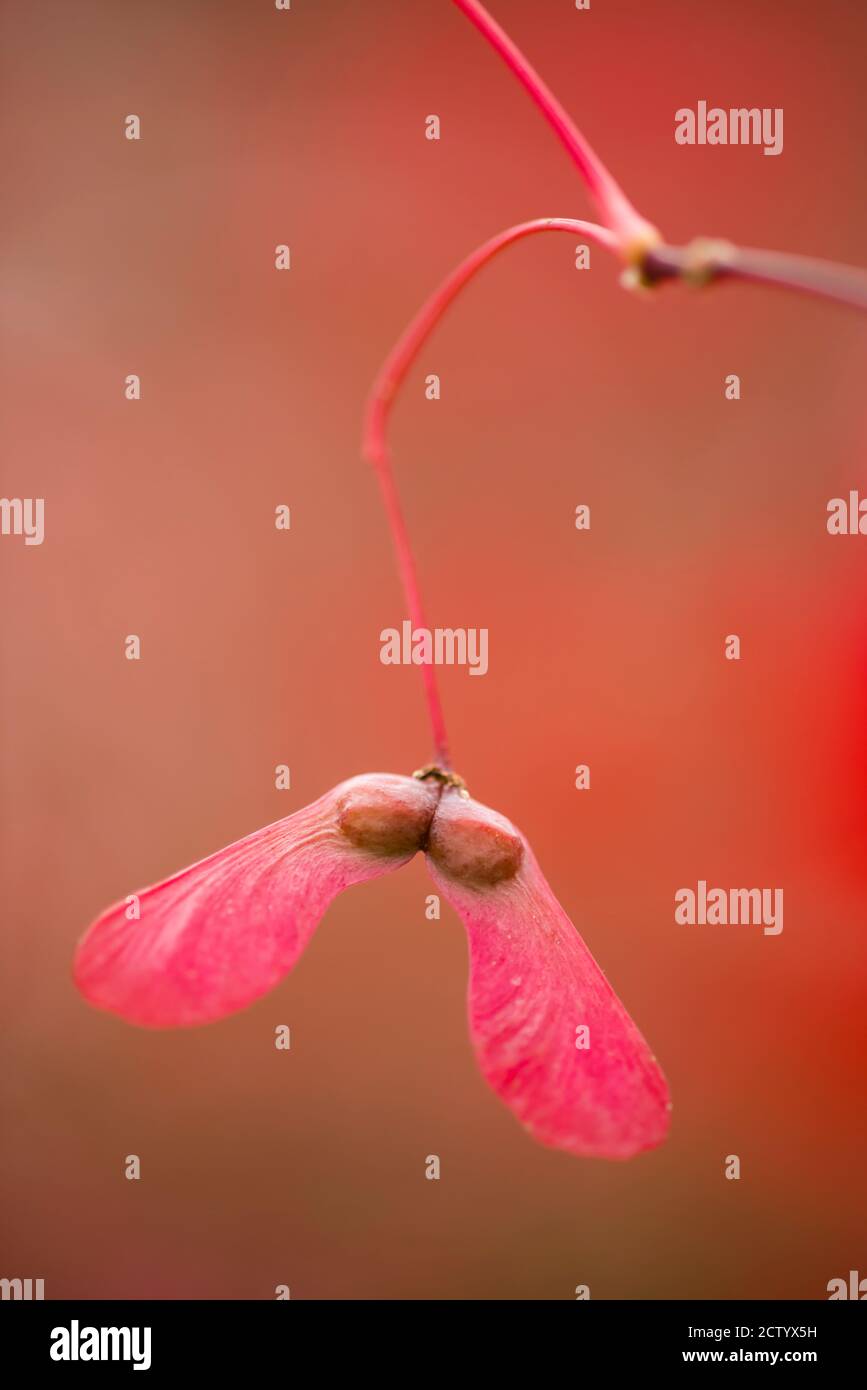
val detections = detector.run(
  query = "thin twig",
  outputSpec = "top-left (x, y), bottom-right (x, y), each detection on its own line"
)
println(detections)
top-left (642, 239), bottom-right (867, 313)
top-left (452, 0), bottom-right (657, 256)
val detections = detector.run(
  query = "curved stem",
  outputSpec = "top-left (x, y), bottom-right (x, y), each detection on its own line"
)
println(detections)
top-left (363, 217), bottom-right (618, 769)
top-left (643, 239), bottom-right (867, 313)
top-left (451, 0), bottom-right (657, 255)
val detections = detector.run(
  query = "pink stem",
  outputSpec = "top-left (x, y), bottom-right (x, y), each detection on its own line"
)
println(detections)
top-left (363, 217), bottom-right (618, 769)
top-left (451, 0), bottom-right (656, 254)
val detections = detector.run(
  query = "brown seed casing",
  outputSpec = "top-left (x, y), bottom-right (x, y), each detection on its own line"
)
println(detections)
top-left (337, 774), bottom-right (438, 856)
top-left (427, 791), bottom-right (524, 887)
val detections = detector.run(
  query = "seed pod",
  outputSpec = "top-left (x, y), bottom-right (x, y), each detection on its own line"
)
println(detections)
top-left (427, 788), bottom-right (523, 886)
top-left (337, 773), bottom-right (438, 855)
top-left (426, 787), bottom-right (671, 1159)
top-left (73, 774), bottom-right (431, 1029)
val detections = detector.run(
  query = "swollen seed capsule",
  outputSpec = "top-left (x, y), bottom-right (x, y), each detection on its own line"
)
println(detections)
top-left (337, 774), bottom-right (438, 856)
top-left (428, 792), bottom-right (523, 887)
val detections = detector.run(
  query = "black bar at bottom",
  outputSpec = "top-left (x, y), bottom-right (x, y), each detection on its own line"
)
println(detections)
top-left (1, 1298), bottom-right (862, 1374)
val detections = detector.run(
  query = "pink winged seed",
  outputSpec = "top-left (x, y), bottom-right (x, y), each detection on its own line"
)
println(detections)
top-left (426, 790), bottom-right (671, 1160)
top-left (73, 774), bottom-right (438, 1028)
top-left (75, 771), bottom-right (670, 1159)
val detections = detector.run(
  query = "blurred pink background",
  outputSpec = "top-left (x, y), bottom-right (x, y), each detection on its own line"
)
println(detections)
top-left (2, 0), bottom-right (866, 1298)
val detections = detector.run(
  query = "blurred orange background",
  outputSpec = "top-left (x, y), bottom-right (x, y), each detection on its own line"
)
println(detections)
top-left (2, 0), bottom-right (866, 1298)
